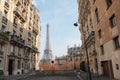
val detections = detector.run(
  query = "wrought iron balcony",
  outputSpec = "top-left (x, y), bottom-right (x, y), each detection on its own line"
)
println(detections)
top-left (25, 43), bottom-right (32, 51)
top-left (4, 1), bottom-right (9, 10)
top-left (10, 35), bottom-right (18, 42)
top-left (0, 51), bottom-right (3, 55)
top-left (33, 28), bottom-right (38, 35)
top-left (10, 35), bottom-right (25, 47)
top-left (9, 52), bottom-right (15, 56)
top-left (85, 31), bottom-right (95, 45)
top-left (13, 22), bottom-right (17, 27)
top-left (13, 7), bottom-right (26, 23)
top-left (32, 45), bottom-right (38, 52)
top-left (0, 31), bottom-right (9, 43)
top-left (18, 37), bottom-right (25, 47)
top-left (2, 16), bottom-right (8, 25)
top-left (18, 52), bottom-right (21, 56)
top-left (92, 50), bottom-right (97, 56)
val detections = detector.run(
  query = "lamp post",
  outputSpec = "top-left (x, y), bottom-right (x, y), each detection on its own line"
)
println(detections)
top-left (73, 53), bottom-right (76, 72)
top-left (74, 22), bottom-right (92, 80)
top-left (51, 60), bottom-right (54, 74)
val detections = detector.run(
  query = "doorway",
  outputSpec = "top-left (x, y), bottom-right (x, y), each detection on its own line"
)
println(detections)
top-left (8, 59), bottom-right (13, 75)
top-left (80, 61), bottom-right (86, 71)
top-left (101, 60), bottom-right (113, 78)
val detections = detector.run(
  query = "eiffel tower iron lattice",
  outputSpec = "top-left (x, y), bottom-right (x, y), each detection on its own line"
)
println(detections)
top-left (41, 24), bottom-right (52, 64)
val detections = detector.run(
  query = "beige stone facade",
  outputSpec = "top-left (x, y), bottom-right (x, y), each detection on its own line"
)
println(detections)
top-left (67, 45), bottom-right (83, 71)
top-left (54, 46), bottom-right (83, 71)
top-left (0, 0), bottom-right (41, 75)
top-left (77, 0), bottom-right (98, 73)
top-left (78, 0), bottom-right (120, 79)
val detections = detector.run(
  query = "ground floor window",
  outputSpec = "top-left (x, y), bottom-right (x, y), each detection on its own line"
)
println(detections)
top-left (0, 60), bottom-right (2, 68)
top-left (116, 64), bottom-right (119, 70)
top-left (17, 60), bottom-right (21, 69)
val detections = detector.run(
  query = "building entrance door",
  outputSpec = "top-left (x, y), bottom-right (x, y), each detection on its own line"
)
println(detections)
top-left (8, 59), bottom-right (13, 75)
top-left (101, 60), bottom-right (113, 78)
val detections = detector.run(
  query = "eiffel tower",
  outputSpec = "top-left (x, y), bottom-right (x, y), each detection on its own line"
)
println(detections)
top-left (41, 24), bottom-right (52, 64)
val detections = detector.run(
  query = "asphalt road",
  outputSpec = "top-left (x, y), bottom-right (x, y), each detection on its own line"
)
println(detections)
top-left (21, 75), bottom-right (79, 80)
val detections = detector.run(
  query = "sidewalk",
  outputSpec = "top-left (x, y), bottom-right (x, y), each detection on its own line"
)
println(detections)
top-left (76, 71), bottom-right (116, 80)
top-left (0, 71), bottom-right (35, 80)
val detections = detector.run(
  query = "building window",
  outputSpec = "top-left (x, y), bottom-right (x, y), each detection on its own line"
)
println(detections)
top-left (0, 60), bottom-right (2, 68)
top-left (13, 30), bottom-right (16, 35)
top-left (98, 29), bottom-right (102, 39)
top-left (0, 44), bottom-right (2, 51)
top-left (95, 8), bottom-right (99, 23)
top-left (22, 63), bottom-right (24, 68)
top-left (106, 0), bottom-right (112, 9)
top-left (10, 45), bottom-right (13, 52)
top-left (18, 48), bottom-right (21, 56)
top-left (17, 60), bottom-right (21, 69)
top-left (93, 0), bottom-right (96, 4)
top-left (13, 46), bottom-right (15, 52)
top-left (116, 64), bottom-right (119, 70)
top-left (100, 45), bottom-right (104, 54)
top-left (5, 0), bottom-right (9, 2)
top-left (3, 10), bottom-right (7, 17)
top-left (20, 34), bottom-right (22, 37)
top-left (20, 28), bottom-right (23, 32)
top-left (109, 14), bottom-right (117, 27)
top-left (28, 32), bottom-right (31, 37)
top-left (0, 45), bottom-right (3, 55)
top-left (113, 36), bottom-right (120, 49)
top-left (1, 25), bottom-right (6, 32)
top-left (13, 17), bottom-right (17, 27)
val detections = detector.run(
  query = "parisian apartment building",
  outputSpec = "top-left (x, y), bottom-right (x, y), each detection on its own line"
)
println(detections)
top-left (0, 0), bottom-right (41, 75)
top-left (54, 45), bottom-right (82, 71)
top-left (77, 0), bottom-right (120, 79)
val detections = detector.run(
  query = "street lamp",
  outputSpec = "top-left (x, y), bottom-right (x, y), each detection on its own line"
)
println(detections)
top-left (74, 22), bottom-right (92, 80)
top-left (73, 53), bottom-right (76, 72)
top-left (51, 60), bottom-right (54, 74)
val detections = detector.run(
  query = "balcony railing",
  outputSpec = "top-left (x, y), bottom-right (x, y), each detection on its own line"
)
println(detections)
top-left (10, 52), bottom-right (15, 56)
top-left (32, 45), bottom-right (38, 52)
top-left (2, 16), bottom-right (8, 25)
top-left (4, 1), bottom-right (9, 10)
top-left (18, 37), bottom-right (25, 46)
top-left (85, 31), bottom-right (95, 45)
top-left (25, 43), bottom-right (32, 50)
top-left (11, 35), bottom-right (18, 42)
top-left (0, 31), bottom-right (9, 42)
top-left (33, 28), bottom-right (38, 35)
top-left (0, 51), bottom-right (3, 55)
top-left (92, 50), bottom-right (97, 56)
top-left (13, 22), bottom-right (17, 27)
top-left (18, 53), bottom-right (21, 56)
top-left (10, 35), bottom-right (25, 47)
top-left (13, 7), bottom-right (26, 23)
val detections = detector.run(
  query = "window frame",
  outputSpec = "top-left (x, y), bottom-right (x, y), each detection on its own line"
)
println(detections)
top-left (113, 36), bottom-right (120, 49)
top-left (109, 14), bottom-right (117, 27)
top-left (95, 8), bottom-right (99, 23)
top-left (106, 0), bottom-right (112, 9)
top-left (98, 29), bottom-right (102, 39)
top-left (100, 45), bottom-right (104, 54)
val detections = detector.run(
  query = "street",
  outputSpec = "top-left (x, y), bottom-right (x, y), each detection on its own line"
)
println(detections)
top-left (21, 75), bottom-right (79, 80)
top-left (20, 70), bottom-right (79, 80)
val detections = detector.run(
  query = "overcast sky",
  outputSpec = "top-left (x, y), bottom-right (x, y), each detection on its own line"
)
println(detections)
top-left (33, 0), bottom-right (81, 59)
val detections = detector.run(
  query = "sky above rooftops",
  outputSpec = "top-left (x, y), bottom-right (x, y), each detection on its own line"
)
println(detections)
top-left (33, 0), bottom-right (81, 59)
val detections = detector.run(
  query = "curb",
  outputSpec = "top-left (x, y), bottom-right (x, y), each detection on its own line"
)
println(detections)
top-left (76, 74), bottom-right (84, 80)
top-left (74, 71), bottom-right (84, 80)
top-left (16, 76), bottom-right (29, 80)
